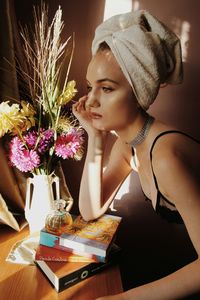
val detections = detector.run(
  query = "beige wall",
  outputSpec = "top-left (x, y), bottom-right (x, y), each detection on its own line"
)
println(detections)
top-left (138, 0), bottom-right (200, 138)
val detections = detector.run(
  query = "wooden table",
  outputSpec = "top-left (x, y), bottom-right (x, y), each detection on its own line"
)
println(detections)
top-left (0, 225), bottom-right (123, 300)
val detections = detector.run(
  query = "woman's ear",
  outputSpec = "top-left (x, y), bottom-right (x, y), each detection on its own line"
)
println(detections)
top-left (160, 83), bottom-right (168, 88)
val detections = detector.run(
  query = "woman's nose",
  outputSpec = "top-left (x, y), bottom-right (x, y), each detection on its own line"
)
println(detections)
top-left (86, 92), bottom-right (100, 108)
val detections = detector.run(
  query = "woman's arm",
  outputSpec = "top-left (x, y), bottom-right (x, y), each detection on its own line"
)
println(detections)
top-left (72, 97), bottom-right (132, 221)
top-left (78, 132), bottom-right (132, 221)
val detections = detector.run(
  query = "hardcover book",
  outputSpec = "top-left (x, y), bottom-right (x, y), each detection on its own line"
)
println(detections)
top-left (35, 244), bottom-right (98, 263)
top-left (40, 214), bottom-right (122, 259)
top-left (36, 244), bottom-right (121, 292)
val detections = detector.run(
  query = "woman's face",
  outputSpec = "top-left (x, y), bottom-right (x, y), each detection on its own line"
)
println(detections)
top-left (86, 49), bottom-right (138, 132)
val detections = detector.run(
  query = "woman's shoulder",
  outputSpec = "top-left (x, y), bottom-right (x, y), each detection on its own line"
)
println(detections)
top-left (152, 128), bottom-right (199, 153)
top-left (149, 120), bottom-right (200, 154)
top-left (150, 127), bottom-right (200, 177)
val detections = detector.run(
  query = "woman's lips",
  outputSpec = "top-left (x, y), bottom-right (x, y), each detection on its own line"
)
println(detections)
top-left (89, 112), bottom-right (102, 119)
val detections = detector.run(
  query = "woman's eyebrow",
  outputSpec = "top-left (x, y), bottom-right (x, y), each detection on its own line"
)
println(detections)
top-left (86, 78), bottom-right (119, 85)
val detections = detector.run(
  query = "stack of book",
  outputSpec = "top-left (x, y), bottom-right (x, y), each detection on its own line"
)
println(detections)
top-left (35, 214), bottom-right (122, 292)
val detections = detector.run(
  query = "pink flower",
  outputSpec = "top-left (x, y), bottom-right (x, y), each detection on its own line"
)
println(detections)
top-left (24, 130), bottom-right (37, 148)
top-left (24, 128), bottom-right (54, 153)
top-left (55, 129), bottom-right (84, 160)
top-left (9, 136), bottom-right (40, 172)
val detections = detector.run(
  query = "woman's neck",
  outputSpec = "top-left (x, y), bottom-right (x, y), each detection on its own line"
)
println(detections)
top-left (115, 112), bottom-right (149, 144)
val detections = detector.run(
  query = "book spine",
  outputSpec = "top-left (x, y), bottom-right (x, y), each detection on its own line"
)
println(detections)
top-left (58, 253), bottom-right (119, 292)
top-left (35, 253), bottom-right (97, 263)
top-left (59, 235), bottom-right (106, 257)
top-left (59, 231), bottom-right (117, 258)
top-left (39, 230), bottom-right (106, 263)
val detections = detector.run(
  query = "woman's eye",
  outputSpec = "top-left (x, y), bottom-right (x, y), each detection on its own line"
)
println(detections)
top-left (87, 85), bottom-right (92, 93)
top-left (102, 87), bottom-right (113, 93)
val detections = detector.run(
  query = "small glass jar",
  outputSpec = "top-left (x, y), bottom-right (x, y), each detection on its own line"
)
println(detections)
top-left (45, 199), bottom-right (73, 235)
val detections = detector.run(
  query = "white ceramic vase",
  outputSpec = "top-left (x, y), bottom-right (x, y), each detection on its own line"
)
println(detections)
top-left (25, 174), bottom-right (60, 234)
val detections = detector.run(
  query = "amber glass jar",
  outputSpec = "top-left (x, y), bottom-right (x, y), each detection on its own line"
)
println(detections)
top-left (45, 199), bottom-right (73, 235)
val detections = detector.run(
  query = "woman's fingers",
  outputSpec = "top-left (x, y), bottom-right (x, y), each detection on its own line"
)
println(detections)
top-left (73, 95), bottom-right (88, 114)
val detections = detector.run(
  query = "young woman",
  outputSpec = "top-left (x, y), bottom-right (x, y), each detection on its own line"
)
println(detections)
top-left (73, 10), bottom-right (200, 300)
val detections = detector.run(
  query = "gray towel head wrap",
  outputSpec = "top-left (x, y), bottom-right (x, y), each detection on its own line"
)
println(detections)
top-left (92, 10), bottom-right (183, 110)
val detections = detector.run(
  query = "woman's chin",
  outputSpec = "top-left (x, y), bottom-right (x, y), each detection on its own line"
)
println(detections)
top-left (92, 121), bottom-right (106, 131)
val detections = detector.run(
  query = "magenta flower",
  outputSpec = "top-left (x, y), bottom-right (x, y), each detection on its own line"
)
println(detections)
top-left (24, 130), bottom-right (37, 148)
top-left (55, 129), bottom-right (84, 159)
top-left (9, 136), bottom-right (40, 172)
top-left (37, 128), bottom-right (54, 154)
top-left (7, 126), bottom-right (84, 173)
top-left (9, 136), bottom-right (24, 152)
top-left (23, 128), bottom-right (54, 154)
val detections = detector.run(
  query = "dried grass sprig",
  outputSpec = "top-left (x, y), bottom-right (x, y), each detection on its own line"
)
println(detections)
top-left (18, 3), bottom-right (74, 129)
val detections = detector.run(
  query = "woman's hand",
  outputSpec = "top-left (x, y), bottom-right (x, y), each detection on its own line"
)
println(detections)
top-left (72, 95), bottom-right (98, 135)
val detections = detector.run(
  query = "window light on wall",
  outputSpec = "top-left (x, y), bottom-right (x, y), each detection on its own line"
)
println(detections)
top-left (103, 0), bottom-right (134, 21)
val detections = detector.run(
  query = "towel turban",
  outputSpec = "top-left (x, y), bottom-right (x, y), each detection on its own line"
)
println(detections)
top-left (92, 10), bottom-right (183, 110)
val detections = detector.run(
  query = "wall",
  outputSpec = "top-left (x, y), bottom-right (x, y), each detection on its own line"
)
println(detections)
top-left (13, 0), bottom-right (200, 292)
top-left (139, 0), bottom-right (200, 138)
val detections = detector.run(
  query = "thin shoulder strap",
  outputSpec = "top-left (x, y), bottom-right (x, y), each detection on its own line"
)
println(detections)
top-left (150, 130), bottom-right (200, 190)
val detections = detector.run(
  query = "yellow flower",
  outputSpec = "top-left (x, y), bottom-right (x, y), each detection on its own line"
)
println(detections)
top-left (57, 116), bottom-right (73, 132)
top-left (0, 101), bottom-right (37, 137)
top-left (0, 101), bottom-right (22, 137)
top-left (57, 80), bottom-right (77, 106)
top-left (20, 101), bottom-right (36, 131)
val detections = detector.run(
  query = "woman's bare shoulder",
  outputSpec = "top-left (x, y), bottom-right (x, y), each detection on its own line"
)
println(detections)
top-left (151, 132), bottom-right (200, 260)
top-left (151, 132), bottom-right (200, 201)
top-left (152, 131), bottom-right (200, 163)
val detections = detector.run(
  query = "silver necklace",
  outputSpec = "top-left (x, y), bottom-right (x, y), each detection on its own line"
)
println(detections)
top-left (129, 115), bottom-right (154, 148)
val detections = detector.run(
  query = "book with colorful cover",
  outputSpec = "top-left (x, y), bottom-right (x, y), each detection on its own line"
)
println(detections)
top-left (39, 229), bottom-right (107, 263)
top-left (40, 214), bottom-right (122, 259)
top-left (35, 244), bottom-right (98, 263)
top-left (35, 244), bottom-right (121, 292)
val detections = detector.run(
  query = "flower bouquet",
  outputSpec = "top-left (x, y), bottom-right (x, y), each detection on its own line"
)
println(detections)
top-left (0, 4), bottom-right (84, 233)
top-left (0, 4), bottom-right (84, 175)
